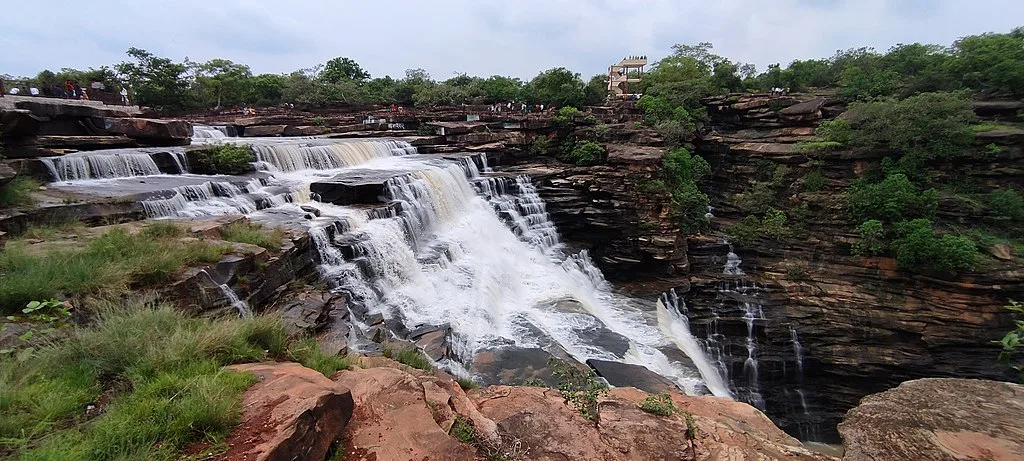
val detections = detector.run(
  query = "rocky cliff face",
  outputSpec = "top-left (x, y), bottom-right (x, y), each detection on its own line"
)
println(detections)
top-left (682, 93), bottom-right (1024, 442)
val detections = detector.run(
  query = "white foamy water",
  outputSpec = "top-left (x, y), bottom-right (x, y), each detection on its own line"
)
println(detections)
top-left (40, 136), bottom-right (732, 397)
top-left (41, 150), bottom-right (164, 181)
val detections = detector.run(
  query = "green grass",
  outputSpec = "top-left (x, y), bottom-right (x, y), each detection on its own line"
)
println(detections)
top-left (0, 298), bottom-right (348, 460)
top-left (382, 346), bottom-right (432, 371)
top-left (456, 377), bottom-right (478, 391)
top-left (286, 337), bottom-right (350, 377)
top-left (0, 177), bottom-right (40, 208)
top-left (191, 145), bottom-right (255, 175)
top-left (0, 224), bottom-right (231, 313)
top-left (219, 221), bottom-right (285, 253)
top-left (972, 122), bottom-right (1020, 133)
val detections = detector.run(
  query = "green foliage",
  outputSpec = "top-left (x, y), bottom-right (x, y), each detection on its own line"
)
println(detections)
top-left (847, 174), bottom-right (939, 224)
top-left (115, 47), bottom-right (193, 109)
top-left (0, 299), bottom-right (341, 460)
top-left (892, 219), bottom-right (979, 274)
top-left (734, 182), bottom-right (776, 214)
top-left (660, 148), bottom-right (712, 234)
top-left (845, 92), bottom-right (976, 161)
top-left (528, 136), bottom-right (550, 156)
top-left (852, 220), bottom-right (887, 256)
top-left (562, 140), bottom-right (605, 166)
top-left (286, 337), bottom-right (350, 377)
top-left (0, 176), bottom-right (40, 208)
top-left (549, 359), bottom-right (607, 422)
top-left (996, 300), bottom-right (1024, 383)
top-left (802, 171), bottom-right (827, 191)
top-left (382, 346), bottom-right (433, 371)
top-left (637, 179), bottom-right (669, 195)
top-left (525, 67), bottom-right (586, 107)
top-left (664, 148), bottom-right (711, 184)
top-left (553, 106), bottom-right (580, 126)
top-left (815, 119), bottom-right (853, 145)
top-left (988, 188), bottom-right (1024, 222)
top-left (319, 57), bottom-right (370, 84)
top-left (219, 221), bottom-right (285, 252)
top-left (728, 209), bottom-right (792, 246)
top-left (192, 144), bottom-right (255, 175)
top-left (456, 377), bottom-right (479, 390)
top-left (0, 225), bottom-right (230, 313)
top-left (638, 393), bottom-right (677, 416)
top-left (193, 59), bottom-right (253, 108)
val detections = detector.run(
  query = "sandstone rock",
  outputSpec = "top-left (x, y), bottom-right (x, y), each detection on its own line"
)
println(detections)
top-left (283, 125), bottom-right (330, 136)
top-left (990, 243), bottom-right (1015, 260)
top-left (586, 359), bottom-right (679, 394)
top-left (310, 168), bottom-right (413, 205)
top-left (334, 364), bottom-right (478, 460)
top-left (839, 378), bottom-right (1024, 461)
top-left (470, 385), bottom-right (834, 461)
top-left (103, 118), bottom-right (192, 142)
top-left (218, 362), bottom-right (354, 461)
top-left (244, 125), bottom-right (288, 137)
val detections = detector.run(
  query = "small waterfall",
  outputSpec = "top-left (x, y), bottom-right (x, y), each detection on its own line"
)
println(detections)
top-left (656, 289), bottom-right (733, 397)
top-left (170, 151), bottom-right (190, 173)
top-left (141, 179), bottom-right (302, 218)
top-left (250, 139), bottom-right (415, 172)
top-left (723, 246), bottom-right (745, 275)
top-left (193, 125), bottom-right (230, 139)
top-left (479, 176), bottom-right (560, 254)
top-left (740, 294), bottom-right (766, 409)
top-left (790, 326), bottom-right (804, 375)
top-left (218, 282), bottom-right (252, 318)
top-left (41, 151), bottom-right (163, 181)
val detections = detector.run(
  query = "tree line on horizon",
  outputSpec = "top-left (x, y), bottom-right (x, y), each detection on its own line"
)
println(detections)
top-left (3, 27), bottom-right (1020, 112)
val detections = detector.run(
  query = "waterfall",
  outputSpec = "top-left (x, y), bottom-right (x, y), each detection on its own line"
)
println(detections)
top-left (790, 326), bottom-right (804, 375)
top-left (723, 246), bottom-right (745, 275)
top-left (250, 139), bottom-right (415, 172)
top-left (656, 289), bottom-right (733, 397)
top-left (193, 125), bottom-right (230, 139)
top-left (141, 178), bottom-right (302, 218)
top-left (41, 151), bottom-right (163, 181)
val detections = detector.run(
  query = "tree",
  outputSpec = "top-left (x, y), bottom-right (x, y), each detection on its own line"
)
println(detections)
top-left (525, 67), bottom-right (586, 107)
top-left (847, 173), bottom-right (939, 224)
top-left (319, 57), bottom-right (369, 84)
top-left (951, 28), bottom-right (1024, 96)
top-left (845, 91), bottom-right (976, 161)
top-left (583, 74), bottom-right (608, 105)
top-left (891, 219), bottom-right (978, 274)
top-left (249, 73), bottom-right (287, 106)
top-left (479, 75), bottom-right (524, 103)
top-left (115, 48), bottom-right (192, 109)
top-left (194, 59), bottom-right (252, 107)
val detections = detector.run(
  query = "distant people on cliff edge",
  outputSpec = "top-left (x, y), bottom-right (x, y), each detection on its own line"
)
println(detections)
top-left (120, 87), bottom-right (130, 105)
top-left (64, 80), bottom-right (74, 99)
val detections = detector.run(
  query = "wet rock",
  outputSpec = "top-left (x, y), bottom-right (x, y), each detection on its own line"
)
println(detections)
top-left (103, 118), bottom-right (192, 144)
top-left (218, 362), bottom-right (354, 461)
top-left (299, 205), bottom-right (321, 217)
top-left (279, 291), bottom-right (342, 335)
top-left (471, 346), bottom-right (577, 387)
top-left (839, 378), bottom-right (1024, 461)
top-left (310, 168), bottom-right (412, 205)
top-left (0, 163), bottom-right (16, 188)
top-left (586, 359), bottom-right (679, 394)
top-left (409, 324), bottom-right (453, 361)
top-left (243, 124), bottom-right (288, 137)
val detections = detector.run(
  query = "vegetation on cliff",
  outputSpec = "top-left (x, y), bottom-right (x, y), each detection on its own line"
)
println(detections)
top-left (189, 144), bottom-right (256, 176)
top-left (997, 301), bottom-right (1024, 383)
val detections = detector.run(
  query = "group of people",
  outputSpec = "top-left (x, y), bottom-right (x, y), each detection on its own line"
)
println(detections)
top-left (0, 79), bottom-right (131, 105)
top-left (770, 87), bottom-right (789, 96)
top-left (489, 101), bottom-right (545, 114)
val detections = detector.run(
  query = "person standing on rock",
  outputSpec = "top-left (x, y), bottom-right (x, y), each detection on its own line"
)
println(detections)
top-left (120, 87), bottom-right (130, 105)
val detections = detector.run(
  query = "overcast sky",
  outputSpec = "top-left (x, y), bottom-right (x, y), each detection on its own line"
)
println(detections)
top-left (1, 0), bottom-right (1021, 81)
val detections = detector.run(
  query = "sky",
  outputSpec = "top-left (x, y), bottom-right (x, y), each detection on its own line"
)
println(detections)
top-left (1, 0), bottom-right (1021, 81)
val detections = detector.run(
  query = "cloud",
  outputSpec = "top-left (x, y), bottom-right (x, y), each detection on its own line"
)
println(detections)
top-left (1, 0), bottom-right (1020, 80)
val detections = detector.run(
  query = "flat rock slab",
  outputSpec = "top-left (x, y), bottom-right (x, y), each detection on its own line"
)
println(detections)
top-left (217, 362), bottom-right (354, 461)
top-left (839, 378), bottom-right (1024, 461)
top-left (586, 359), bottom-right (679, 394)
top-left (244, 125), bottom-right (288, 137)
top-left (104, 117), bottom-right (192, 140)
top-left (310, 168), bottom-right (414, 205)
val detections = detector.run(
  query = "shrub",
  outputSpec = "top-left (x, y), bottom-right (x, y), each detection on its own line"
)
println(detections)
top-left (528, 136), bottom-right (550, 156)
top-left (383, 346), bottom-right (433, 371)
top-left (852, 220), bottom-right (887, 256)
top-left (553, 106), bottom-right (580, 126)
top-left (760, 208), bottom-right (792, 239)
top-left (638, 393), bottom-right (677, 416)
top-left (728, 209), bottom-right (791, 246)
top-left (0, 176), bottom-right (40, 208)
top-left (988, 188), bottom-right (1024, 222)
top-left (563, 141), bottom-right (605, 166)
top-left (847, 174), bottom-right (939, 223)
top-left (996, 300), bottom-right (1024, 383)
top-left (670, 182), bottom-right (710, 234)
top-left (664, 148), bottom-right (710, 185)
top-left (220, 221), bottom-right (285, 252)
top-left (636, 179), bottom-right (669, 194)
top-left (845, 92), bottom-right (976, 160)
top-left (192, 144), bottom-right (256, 175)
top-left (802, 171), bottom-right (826, 191)
top-left (456, 377), bottom-right (479, 390)
top-left (728, 215), bottom-right (762, 247)
top-left (549, 358), bottom-right (607, 422)
top-left (287, 337), bottom-right (350, 377)
top-left (892, 219), bottom-right (979, 274)
top-left (734, 182), bottom-right (776, 214)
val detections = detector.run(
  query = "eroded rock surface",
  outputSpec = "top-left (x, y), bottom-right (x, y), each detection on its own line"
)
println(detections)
top-left (218, 362), bottom-right (354, 461)
top-left (838, 378), bottom-right (1024, 461)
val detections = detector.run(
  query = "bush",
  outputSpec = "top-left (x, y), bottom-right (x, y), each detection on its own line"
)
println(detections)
top-left (728, 215), bottom-right (762, 247)
top-left (852, 220), bottom-right (887, 256)
top-left (802, 171), bottom-right (827, 191)
top-left (192, 144), bottom-right (256, 175)
top-left (847, 174), bottom-right (939, 223)
top-left (664, 148), bottom-right (710, 184)
top-left (845, 92), bottom-right (976, 160)
top-left (220, 221), bottom-right (285, 252)
top-left (563, 141), bottom-right (605, 166)
top-left (0, 299), bottom-right (345, 460)
top-left (528, 136), bottom-right (550, 156)
top-left (671, 182), bottom-right (710, 234)
top-left (0, 225), bottom-right (231, 313)
top-left (727, 208), bottom-right (791, 246)
top-left (734, 182), bottom-right (776, 214)
top-left (0, 176), bottom-right (40, 208)
top-left (988, 188), bottom-right (1024, 222)
top-left (456, 377), bottom-right (479, 390)
top-left (638, 393), bottom-right (677, 416)
top-left (549, 358), bottom-right (607, 422)
top-left (553, 106), bottom-right (580, 126)
top-left (892, 219), bottom-right (979, 274)
top-left (383, 346), bottom-right (433, 371)
top-left (760, 208), bottom-right (792, 239)
top-left (996, 300), bottom-right (1024, 383)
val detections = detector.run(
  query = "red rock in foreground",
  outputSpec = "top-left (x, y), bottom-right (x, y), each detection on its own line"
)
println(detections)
top-left (216, 362), bottom-right (354, 461)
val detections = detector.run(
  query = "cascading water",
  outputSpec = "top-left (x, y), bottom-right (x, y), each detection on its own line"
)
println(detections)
top-left (41, 150), bottom-right (164, 181)
top-left (193, 125), bottom-right (231, 139)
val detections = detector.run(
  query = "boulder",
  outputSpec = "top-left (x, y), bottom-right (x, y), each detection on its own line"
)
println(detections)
top-left (283, 125), bottom-right (330, 137)
top-left (586, 359), bottom-right (679, 394)
top-left (217, 362), bottom-right (354, 461)
top-left (839, 378), bottom-right (1024, 461)
top-left (243, 125), bottom-right (288, 137)
top-left (779, 97), bottom-right (827, 123)
top-left (310, 168), bottom-right (413, 205)
top-left (103, 117), bottom-right (192, 143)
top-left (0, 163), bottom-right (17, 188)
